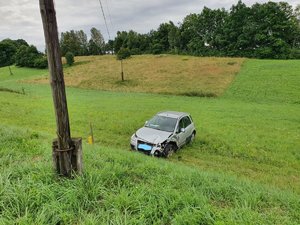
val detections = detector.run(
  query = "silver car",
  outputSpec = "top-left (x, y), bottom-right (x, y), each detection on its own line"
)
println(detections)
top-left (130, 111), bottom-right (196, 157)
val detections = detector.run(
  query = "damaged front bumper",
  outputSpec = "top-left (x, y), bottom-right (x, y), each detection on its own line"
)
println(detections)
top-left (130, 135), bottom-right (163, 156)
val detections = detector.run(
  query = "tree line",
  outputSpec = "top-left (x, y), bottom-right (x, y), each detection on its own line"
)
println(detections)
top-left (1, 0), bottom-right (300, 70)
top-left (59, 1), bottom-right (300, 59)
top-left (112, 1), bottom-right (300, 59)
top-left (60, 27), bottom-right (110, 56)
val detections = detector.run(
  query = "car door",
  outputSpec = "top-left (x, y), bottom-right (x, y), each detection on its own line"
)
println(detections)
top-left (176, 117), bottom-right (186, 147)
top-left (183, 116), bottom-right (193, 141)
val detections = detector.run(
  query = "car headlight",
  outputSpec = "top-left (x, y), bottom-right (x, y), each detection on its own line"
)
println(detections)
top-left (131, 133), bottom-right (137, 141)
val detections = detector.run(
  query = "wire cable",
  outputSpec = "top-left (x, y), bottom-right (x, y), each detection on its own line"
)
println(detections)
top-left (97, 0), bottom-right (111, 40)
top-left (104, 0), bottom-right (114, 30)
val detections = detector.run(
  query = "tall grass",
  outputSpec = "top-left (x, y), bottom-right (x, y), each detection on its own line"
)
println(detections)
top-left (0, 126), bottom-right (299, 224)
top-left (29, 55), bottom-right (244, 96)
top-left (0, 60), bottom-right (299, 193)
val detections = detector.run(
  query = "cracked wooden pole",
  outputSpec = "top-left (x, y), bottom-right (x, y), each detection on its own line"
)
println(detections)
top-left (39, 0), bottom-right (82, 177)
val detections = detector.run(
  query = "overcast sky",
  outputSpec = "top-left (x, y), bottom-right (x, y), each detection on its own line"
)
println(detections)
top-left (0, 0), bottom-right (298, 50)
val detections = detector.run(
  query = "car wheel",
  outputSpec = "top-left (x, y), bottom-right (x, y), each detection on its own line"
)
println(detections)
top-left (154, 150), bottom-right (161, 157)
top-left (189, 132), bottom-right (196, 144)
top-left (163, 144), bottom-right (175, 158)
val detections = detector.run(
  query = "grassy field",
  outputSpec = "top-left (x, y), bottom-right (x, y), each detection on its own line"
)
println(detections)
top-left (0, 126), bottom-right (299, 224)
top-left (0, 55), bottom-right (299, 224)
top-left (224, 59), bottom-right (300, 104)
top-left (30, 55), bottom-right (244, 96)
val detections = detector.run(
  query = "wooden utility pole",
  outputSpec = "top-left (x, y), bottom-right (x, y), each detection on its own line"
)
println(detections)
top-left (39, 0), bottom-right (82, 177)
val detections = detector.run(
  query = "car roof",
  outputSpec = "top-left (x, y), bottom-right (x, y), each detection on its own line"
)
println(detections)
top-left (156, 111), bottom-right (189, 119)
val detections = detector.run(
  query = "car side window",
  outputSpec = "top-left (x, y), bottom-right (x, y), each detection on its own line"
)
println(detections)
top-left (184, 116), bottom-right (192, 127)
top-left (177, 118), bottom-right (185, 132)
top-left (177, 116), bottom-right (191, 132)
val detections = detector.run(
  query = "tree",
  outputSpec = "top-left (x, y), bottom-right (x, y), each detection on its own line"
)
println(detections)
top-left (249, 2), bottom-right (298, 58)
top-left (0, 41), bottom-right (16, 67)
top-left (114, 31), bottom-right (128, 53)
top-left (113, 30), bottom-right (151, 54)
top-left (88, 27), bottom-right (105, 55)
top-left (0, 38), bottom-right (47, 69)
top-left (105, 40), bottom-right (114, 53)
top-left (168, 22), bottom-right (181, 53)
top-left (76, 30), bottom-right (88, 55)
top-left (15, 45), bottom-right (47, 68)
top-left (65, 52), bottom-right (74, 66)
top-left (151, 23), bottom-right (172, 53)
top-left (60, 30), bottom-right (88, 56)
top-left (116, 48), bottom-right (131, 81)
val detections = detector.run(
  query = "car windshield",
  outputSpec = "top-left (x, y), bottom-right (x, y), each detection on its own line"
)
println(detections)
top-left (145, 115), bottom-right (177, 132)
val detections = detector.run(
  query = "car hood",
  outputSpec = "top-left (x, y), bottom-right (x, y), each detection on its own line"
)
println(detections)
top-left (136, 127), bottom-right (172, 144)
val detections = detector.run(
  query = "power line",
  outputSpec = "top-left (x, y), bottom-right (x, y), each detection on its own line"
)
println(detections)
top-left (104, 0), bottom-right (114, 29)
top-left (97, 0), bottom-right (111, 40)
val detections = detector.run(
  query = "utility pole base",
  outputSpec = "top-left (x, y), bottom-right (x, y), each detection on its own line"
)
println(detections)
top-left (52, 138), bottom-right (83, 177)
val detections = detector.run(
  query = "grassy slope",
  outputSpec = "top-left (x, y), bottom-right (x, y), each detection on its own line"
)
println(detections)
top-left (224, 59), bottom-right (300, 103)
top-left (0, 56), bottom-right (300, 223)
top-left (0, 126), bottom-right (299, 224)
top-left (30, 55), bottom-right (244, 96)
top-left (0, 66), bottom-right (47, 83)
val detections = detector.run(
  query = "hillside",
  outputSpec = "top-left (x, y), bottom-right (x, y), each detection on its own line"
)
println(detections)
top-left (224, 59), bottom-right (300, 104)
top-left (29, 55), bottom-right (244, 96)
top-left (0, 126), bottom-right (299, 224)
top-left (0, 56), bottom-right (300, 224)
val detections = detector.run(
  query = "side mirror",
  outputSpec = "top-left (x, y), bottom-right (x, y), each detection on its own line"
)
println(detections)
top-left (180, 128), bottom-right (186, 133)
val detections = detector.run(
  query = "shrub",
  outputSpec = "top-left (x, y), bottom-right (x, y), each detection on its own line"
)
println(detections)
top-left (151, 43), bottom-right (164, 55)
top-left (15, 45), bottom-right (47, 68)
top-left (33, 57), bottom-right (48, 69)
top-left (65, 52), bottom-right (74, 66)
top-left (290, 48), bottom-right (300, 59)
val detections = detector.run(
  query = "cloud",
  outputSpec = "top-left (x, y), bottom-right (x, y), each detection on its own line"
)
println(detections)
top-left (0, 0), bottom-right (298, 51)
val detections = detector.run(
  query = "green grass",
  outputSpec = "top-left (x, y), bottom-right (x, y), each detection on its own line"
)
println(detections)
top-left (0, 57), bottom-right (300, 224)
top-left (0, 65), bottom-right (47, 82)
top-left (224, 59), bottom-right (300, 103)
top-left (0, 126), bottom-right (299, 224)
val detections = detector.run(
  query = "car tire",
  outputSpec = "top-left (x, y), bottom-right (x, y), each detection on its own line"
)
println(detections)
top-left (163, 144), bottom-right (175, 158)
top-left (154, 150), bottom-right (161, 157)
top-left (188, 132), bottom-right (196, 144)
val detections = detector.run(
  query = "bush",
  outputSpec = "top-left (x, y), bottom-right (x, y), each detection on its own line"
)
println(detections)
top-left (33, 57), bottom-right (48, 69)
top-left (15, 45), bottom-right (48, 68)
top-left (151, 43), bottom-right (164, 55)
top-left (290, 48), bottom-right (300, 59)
top-left (65, 52), bottom-right (74, 66)
top-left (130, 48), bottom-right (141, 55)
